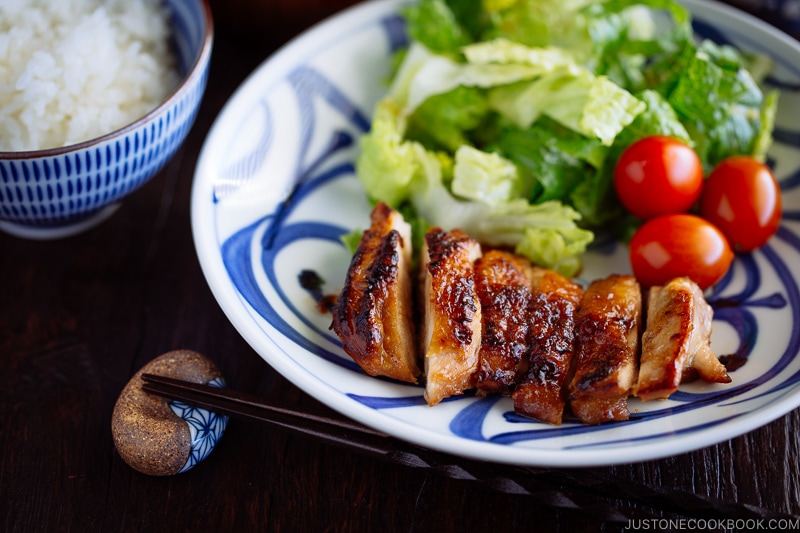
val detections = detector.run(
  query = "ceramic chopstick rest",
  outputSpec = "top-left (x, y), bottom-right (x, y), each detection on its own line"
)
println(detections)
top-left (111, 350), bottom-right (229, 475)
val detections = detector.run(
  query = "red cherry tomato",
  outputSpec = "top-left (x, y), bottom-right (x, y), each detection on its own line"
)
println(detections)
top-left (629, 213), bottom-right (734, 290)
top-left (614, 136), bottom-right (704, 220)
top-left (699, 156), bottom-right (782, 252)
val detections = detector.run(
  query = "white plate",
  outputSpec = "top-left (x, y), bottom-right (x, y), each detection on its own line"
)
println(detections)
top-left (192, 0), bottom-right (800, 467)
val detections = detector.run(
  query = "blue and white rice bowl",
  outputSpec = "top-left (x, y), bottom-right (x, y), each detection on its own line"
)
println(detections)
top-left (0, 0), bottom-right (213, 239)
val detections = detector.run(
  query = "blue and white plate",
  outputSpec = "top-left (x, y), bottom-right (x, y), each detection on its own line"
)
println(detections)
top-left (192, 0), bottom-right (800, 467)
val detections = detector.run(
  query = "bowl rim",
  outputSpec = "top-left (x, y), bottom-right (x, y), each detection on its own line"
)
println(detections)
top-left (0, 0), bottom-right (215, 161)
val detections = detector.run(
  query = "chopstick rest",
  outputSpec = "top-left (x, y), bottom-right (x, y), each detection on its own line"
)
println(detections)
top-left (111, 350), bottom-right (229, 476)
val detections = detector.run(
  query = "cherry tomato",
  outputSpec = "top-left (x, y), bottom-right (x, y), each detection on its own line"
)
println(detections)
top-left (614, 136), bottom-right (704, 220)
top-left (629, 213), bottom-right (734, 290)
top-left (699, 156), bottom-right (782, 252)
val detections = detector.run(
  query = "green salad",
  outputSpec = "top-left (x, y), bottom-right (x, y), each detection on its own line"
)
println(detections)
top-left (353, 0), bottom-right (778, 276)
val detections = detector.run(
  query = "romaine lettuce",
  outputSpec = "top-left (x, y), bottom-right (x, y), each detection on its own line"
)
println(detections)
top-left (407, 144), bottom-right (594, 276)
top-left (667, 40), bottom-right (777, 168)
top-left (355, 99), bottom-right (416, 207)
top-left (478, 40), bottom-right (646, 144)
top-left (355, 0), bottom-right (777, 275)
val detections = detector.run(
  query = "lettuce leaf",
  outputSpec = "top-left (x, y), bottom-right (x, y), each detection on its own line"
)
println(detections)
top-left (582, 0), bottom-right (692, 84)
top-left (403, 0), bottom-right (472, 55)
top-left (667, 40), bottom-right (777, 168)
top-left (388, 44), bottom-right (532, 115)
top-left (482, 0), bottom-right (596, 58)
top-left (490, 117), bottom-right (605, 204)
top-left (354, 0), bottom-right (778, 275)
top-left (355, 109), bottom-right (593, 276)
top-left (471, 39), bottom-right (645, 144)
top-left (405, 85), bottom-right (488, 152)
top-left (407, 146), bottom-right (594, 276)
top-left (451, 145), bottom-right (523, 204)
top-left (354, 99), bottom-right (417, 207)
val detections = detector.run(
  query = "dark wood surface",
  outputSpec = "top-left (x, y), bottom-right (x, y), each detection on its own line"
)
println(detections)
top-left (2, 2), bottom-right (799, 532)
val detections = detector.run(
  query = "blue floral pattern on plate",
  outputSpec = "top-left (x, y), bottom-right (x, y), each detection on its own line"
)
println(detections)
top-left (192, 0), bottom-right (800, 466)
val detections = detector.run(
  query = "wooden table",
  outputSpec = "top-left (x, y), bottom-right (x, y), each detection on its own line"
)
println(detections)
top-left (2, 2), bottom-right (799, 531)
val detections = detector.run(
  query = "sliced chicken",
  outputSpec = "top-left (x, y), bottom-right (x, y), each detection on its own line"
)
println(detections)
top-left (636, 277), bottom-right (730, 401)
top-left (688, 346), bottom-right (731, 384)
top-left (568, 274), bottom-right (641, 424)
top-left (330, 202), bottom-right (420, 383)
top-left (421, 227), bottom-right (483, 406)
top-left (513, 267), bottom-right (584, 425)
top-left (471, 250), bottom-right (533, 395)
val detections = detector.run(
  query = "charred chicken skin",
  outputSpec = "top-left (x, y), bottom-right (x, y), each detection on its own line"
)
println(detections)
top-left (421, 227), bottom-right (483, 406)
top-left (330, 202), bottom-right (420, 383)
top-left (471, 250), bottom-right (535, 395)
top-left (331, 205), bottom-right (733, 426)
top-left (568, 274), bottom-right (642, 425)
top-left (513, 267), bottom-right (584, 425)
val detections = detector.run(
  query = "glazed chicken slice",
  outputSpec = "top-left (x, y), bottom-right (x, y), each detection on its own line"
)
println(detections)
top-left (568, 274), bottom-right (641, 424)
top-left (512, 267), bottom-right (583, 425)
top-left (421, 227), bottom-right (482, 406)
top-left (636, 277), bottom-right (730, 401)
top-left (471, 250), bottom-right (533, 396)
top-left (330, 202), bottom-right (420, 383)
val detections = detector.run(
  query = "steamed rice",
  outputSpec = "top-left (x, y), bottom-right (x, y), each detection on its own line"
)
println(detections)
top-left (0, 0), bottom-right (180, 152)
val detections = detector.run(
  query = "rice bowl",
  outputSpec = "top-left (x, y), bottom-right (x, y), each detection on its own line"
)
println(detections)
top-left (0, 0), bottom-right (180, 152)
top-left (0, 0), bottom-right (213, 239)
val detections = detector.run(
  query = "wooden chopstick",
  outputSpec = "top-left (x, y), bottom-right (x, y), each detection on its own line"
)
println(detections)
top-left (139, 373), bottom-right (798, 523)
top-left (139, 373), bottom-right (629, 521)
top-left (140, 373), bottom-right (392, 456)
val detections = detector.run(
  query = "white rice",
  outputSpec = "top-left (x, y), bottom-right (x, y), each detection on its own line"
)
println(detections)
top-left (0, 0), bottom-right (180, 152)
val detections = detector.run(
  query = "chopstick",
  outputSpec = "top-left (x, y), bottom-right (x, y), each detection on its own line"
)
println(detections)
top-left (140, 374), bottom-right (799, 523)
top-left (140, 373), bottom-right (627, 521)
top-left (140, 373), bottom-right (392, 457)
